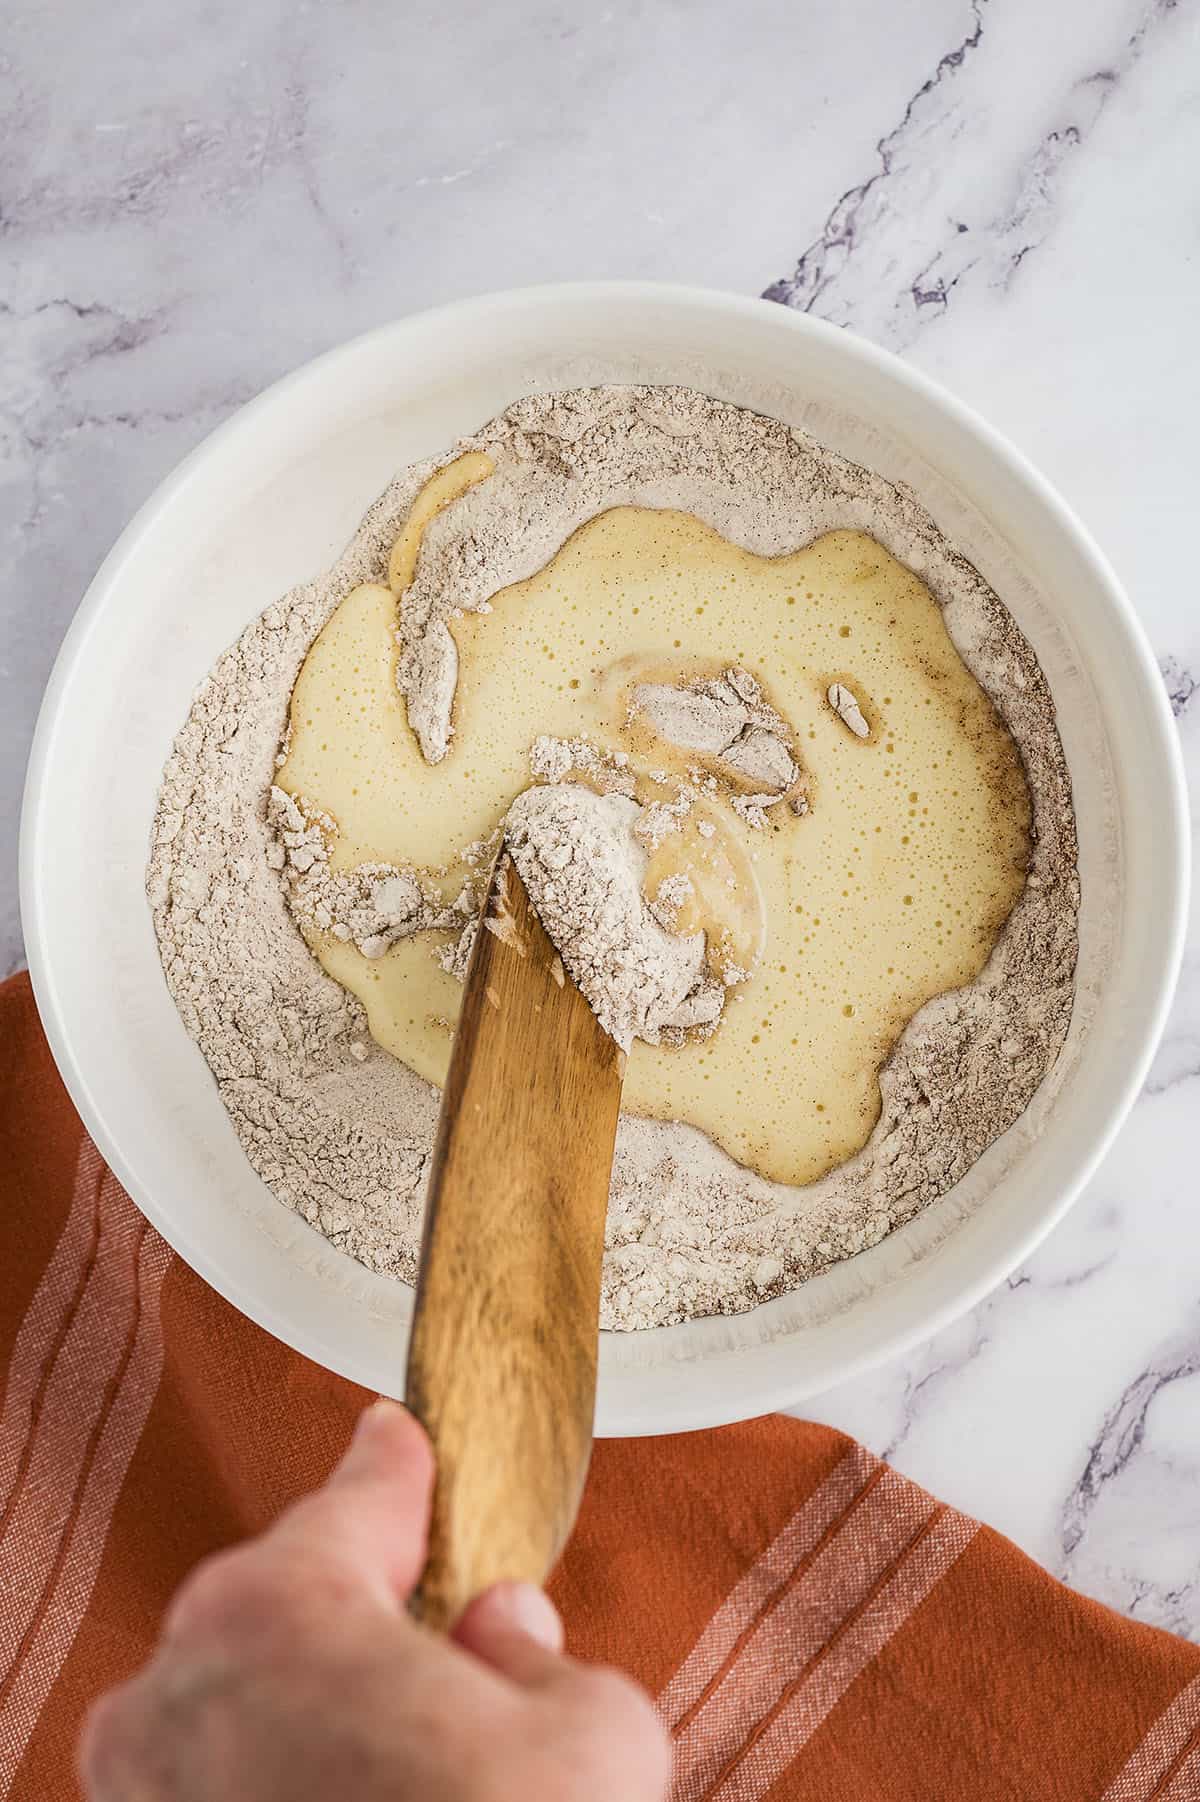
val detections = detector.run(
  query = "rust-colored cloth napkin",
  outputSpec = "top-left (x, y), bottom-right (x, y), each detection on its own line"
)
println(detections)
top-left (2, 971), bottom-right (1198, 1801)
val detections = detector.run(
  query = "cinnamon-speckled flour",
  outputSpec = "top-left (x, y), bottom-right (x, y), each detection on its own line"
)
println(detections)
top-left (147, 385), bottom-right (1079, 1329)
top-left (506, 784), bottom-right (727, 1051)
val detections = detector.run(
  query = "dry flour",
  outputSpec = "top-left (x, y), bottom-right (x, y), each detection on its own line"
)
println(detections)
top-left (147, 385), bottom-right (1078, 1330)
top-left (505, 784), bottom-right (728, 1051)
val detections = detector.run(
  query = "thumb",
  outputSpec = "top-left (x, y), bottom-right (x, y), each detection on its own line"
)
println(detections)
top-left (269, 1399), bottom-right (435, 1608)
top-left (452, 1581), bottom-right (566, 1683)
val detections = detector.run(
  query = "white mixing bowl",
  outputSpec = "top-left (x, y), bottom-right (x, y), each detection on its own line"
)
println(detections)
top-left (20, 284), bottom-right (1188, 1434)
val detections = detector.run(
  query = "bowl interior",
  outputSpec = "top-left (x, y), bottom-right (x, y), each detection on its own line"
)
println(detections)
top-left (21, 286), bottom-right (1186, 1434)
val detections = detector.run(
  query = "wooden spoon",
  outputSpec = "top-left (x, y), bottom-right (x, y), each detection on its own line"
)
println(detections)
top-left (404, 849), bottom-right (625, 1630)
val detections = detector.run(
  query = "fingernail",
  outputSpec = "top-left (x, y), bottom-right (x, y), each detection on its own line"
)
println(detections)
top-left (342, 1398), bottom-right (401, 1468)
top-left (486, 1581), bottom-right (564, 1651)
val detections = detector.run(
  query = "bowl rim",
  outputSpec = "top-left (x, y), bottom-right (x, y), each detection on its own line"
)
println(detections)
top-left (19, 280), bottom-right (1191, 1429)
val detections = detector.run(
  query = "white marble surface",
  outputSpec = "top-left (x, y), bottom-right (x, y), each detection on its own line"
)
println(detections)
top-left (2, 0), bottom-right (1197, 1634)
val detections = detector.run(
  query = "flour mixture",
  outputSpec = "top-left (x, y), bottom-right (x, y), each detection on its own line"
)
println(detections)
top-left (148, 386), bottom-right (1078, 1329)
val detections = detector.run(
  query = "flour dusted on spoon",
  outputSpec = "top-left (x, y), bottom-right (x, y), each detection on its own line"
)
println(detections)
top-left (505, 784), bottom-right (727, 1051)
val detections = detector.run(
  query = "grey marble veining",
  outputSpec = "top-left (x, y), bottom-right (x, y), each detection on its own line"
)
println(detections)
top-left (2, 0), bottom-right (1197, 1634)
top-left (765, 0), bottom-right (1183, 345)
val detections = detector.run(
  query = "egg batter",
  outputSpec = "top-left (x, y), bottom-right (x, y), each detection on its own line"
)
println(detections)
top-left (275, 457), bottom-right (1030, 1188)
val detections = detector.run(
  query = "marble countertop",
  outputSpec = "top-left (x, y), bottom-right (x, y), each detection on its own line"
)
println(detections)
top-left (2, 0), bottom-right (1197, 1636)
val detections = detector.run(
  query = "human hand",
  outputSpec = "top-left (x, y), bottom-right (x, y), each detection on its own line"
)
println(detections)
top-left (80, 1400), bottom-right (670, 1802)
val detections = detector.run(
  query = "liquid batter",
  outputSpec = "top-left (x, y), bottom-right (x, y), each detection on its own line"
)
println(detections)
top-left (277, 456), bottom-right (1031, 1187)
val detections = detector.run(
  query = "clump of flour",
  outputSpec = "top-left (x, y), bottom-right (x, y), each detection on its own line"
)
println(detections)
top-left (630, 666), bottom-right (804, 817)
top-left (148, 384), bottom-right (1080, 1329)
top-left (266, 786), bottom-right (474, 959)
top-left (506, 784), bottom-right (727, 1050)
top-left (529, 735), bottom-right (637, 795)
top-left (826, 682), bottom-right (871, 739)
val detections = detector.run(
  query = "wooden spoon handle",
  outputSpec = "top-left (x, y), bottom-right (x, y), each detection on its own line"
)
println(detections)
top-left (405, 853), bottom-right (624, 1631)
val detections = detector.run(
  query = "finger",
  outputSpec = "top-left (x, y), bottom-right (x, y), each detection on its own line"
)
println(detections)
top-left (452, 1581), bottom-right (566, 1684)
top-left (78, 1684), bottom-right (131, 1802)
top-left (267, 1399), bottom-right (435, 1609)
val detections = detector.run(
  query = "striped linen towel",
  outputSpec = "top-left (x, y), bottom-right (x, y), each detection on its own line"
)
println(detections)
top-left (1, 970), bottom-right (1197, 1801)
